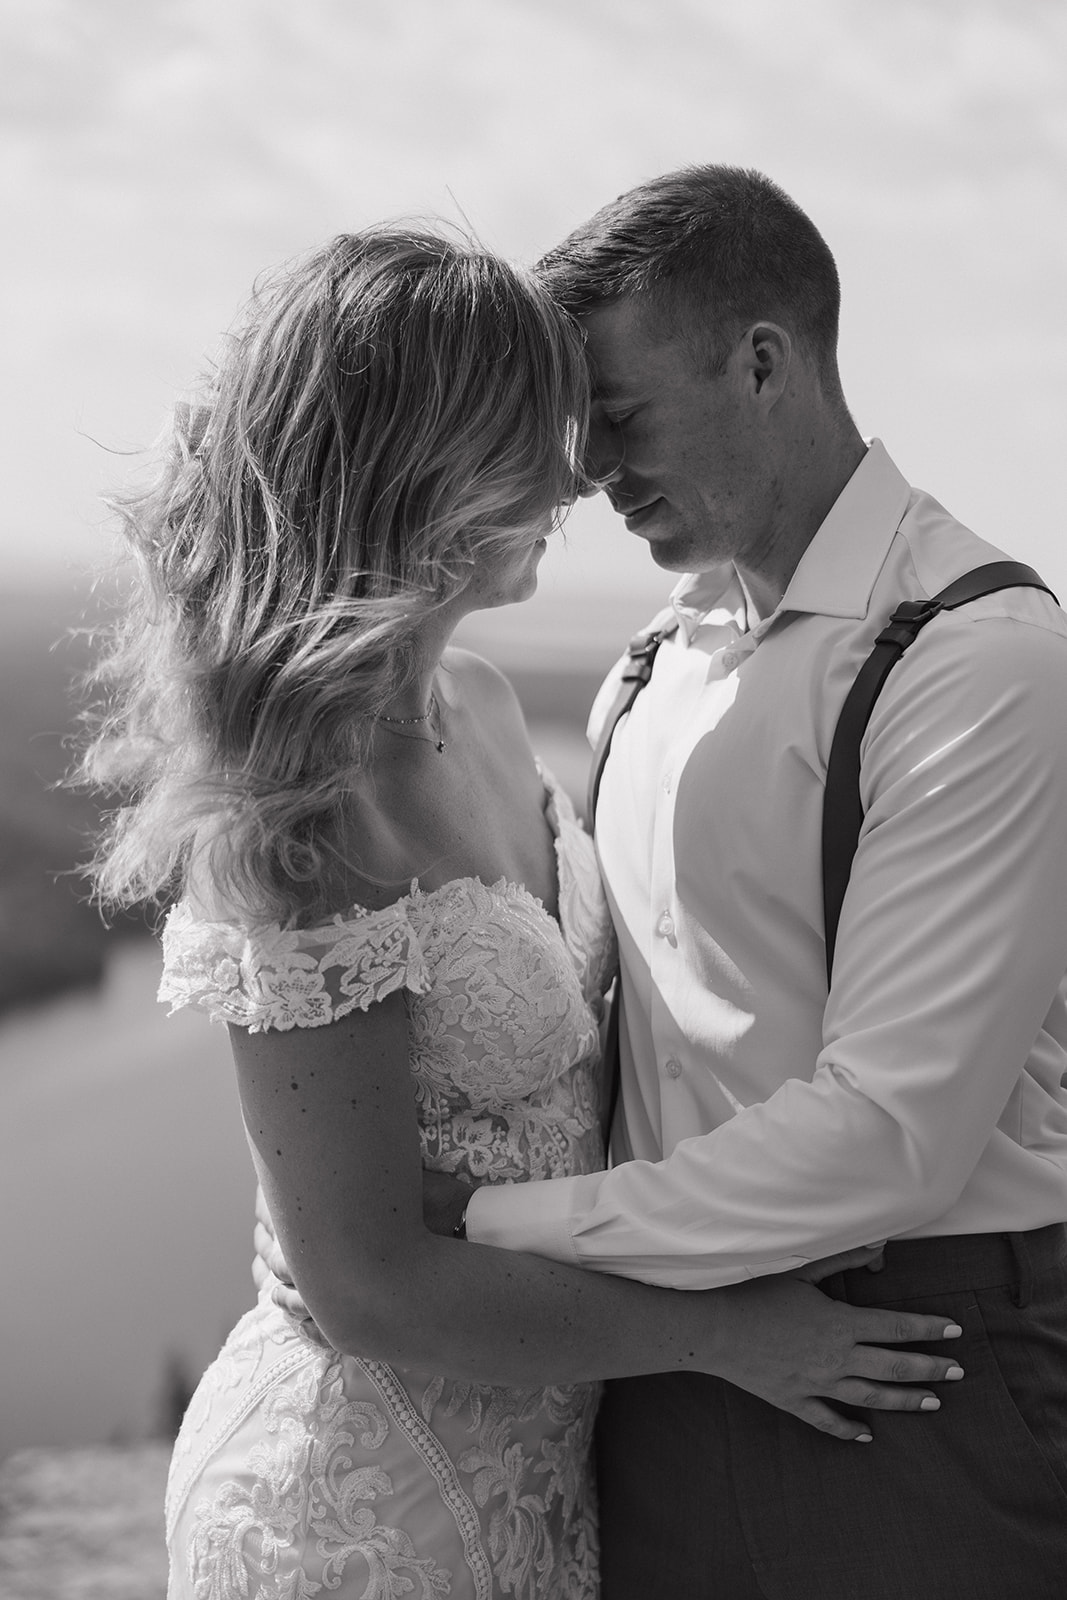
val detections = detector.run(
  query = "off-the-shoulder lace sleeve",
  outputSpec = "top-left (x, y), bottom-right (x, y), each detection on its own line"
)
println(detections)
top-left (158, 896), bottom-right (432, 1033)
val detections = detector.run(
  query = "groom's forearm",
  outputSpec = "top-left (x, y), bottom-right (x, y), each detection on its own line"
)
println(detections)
top-left (461, 1133), bottom-right (899, 1291)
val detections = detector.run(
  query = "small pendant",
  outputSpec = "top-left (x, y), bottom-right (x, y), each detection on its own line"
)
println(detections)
top-left (435, 738), bottom-right (445, 754)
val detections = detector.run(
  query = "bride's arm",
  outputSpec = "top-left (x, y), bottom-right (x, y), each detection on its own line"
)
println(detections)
top-left (236, 996), bottom-right (963, 1442)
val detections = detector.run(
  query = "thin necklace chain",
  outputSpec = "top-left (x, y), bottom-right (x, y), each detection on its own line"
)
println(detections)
top-left (375, 691), bottom-right (445, 753)
top-left (377, 704), bottom-right (433, 725)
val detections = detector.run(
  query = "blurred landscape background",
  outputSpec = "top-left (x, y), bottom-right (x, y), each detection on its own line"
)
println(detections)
top-left (2, 0), bottom-right (1066, 1484)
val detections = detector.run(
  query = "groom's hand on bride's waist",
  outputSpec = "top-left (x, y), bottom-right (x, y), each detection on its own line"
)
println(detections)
top-left (251, 1183), bottom-right (330, 1347)
top-left (422, 1169), bottom-right (475, 1238)
top-left (250, 1175), bottom-right (473, 1341)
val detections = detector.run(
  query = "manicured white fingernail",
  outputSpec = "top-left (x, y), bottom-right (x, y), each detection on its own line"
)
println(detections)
top-left (945, 1365), bottom-right (964, 1380)
top-left (920, 1396), bottom-right (940, 1410)
top-left (943, 1323), bottom-right (963, 1338)
top-left (855, 1432), bottom-right (873, 1443)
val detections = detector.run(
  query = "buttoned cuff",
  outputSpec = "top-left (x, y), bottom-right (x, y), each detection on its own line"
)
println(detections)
top-left (465, 1176), bottom-right (586, 1267)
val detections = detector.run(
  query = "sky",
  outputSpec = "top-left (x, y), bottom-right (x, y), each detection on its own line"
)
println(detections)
top-left (4, 0), bottom-right (1066, 662)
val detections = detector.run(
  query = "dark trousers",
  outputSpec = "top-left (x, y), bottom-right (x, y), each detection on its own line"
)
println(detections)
top-left (595, 1224), bottom-right (1067, 1600)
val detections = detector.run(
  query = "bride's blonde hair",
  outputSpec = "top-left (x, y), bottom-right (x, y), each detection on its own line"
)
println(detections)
top-left (79, 228), bottom-right (588, 922)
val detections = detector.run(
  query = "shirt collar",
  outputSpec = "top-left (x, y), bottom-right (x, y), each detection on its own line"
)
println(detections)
top-left (669, 564), bottom-right (749, 645)
top-left (775, 438), bottom-right (912, 620)
top-left (667, 440), bottom-right (912, 641)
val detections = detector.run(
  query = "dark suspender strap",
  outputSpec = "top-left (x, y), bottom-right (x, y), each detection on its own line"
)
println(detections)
top-left (599, 974), bottom-right (622, 1148)
top-left (586, 622), bottom-right (679, 824)
top-left (822, 561), bottom-right (1055, 985)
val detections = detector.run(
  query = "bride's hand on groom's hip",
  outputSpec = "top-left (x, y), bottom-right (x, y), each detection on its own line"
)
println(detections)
top-left (706, 1263), bottom-right (964, 1444)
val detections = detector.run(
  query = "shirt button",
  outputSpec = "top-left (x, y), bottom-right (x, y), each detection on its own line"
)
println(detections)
top-left (665, 1057), bottom-right (682, 1078)
top-left (656, 911), bottom-right (675, 939)
top-left (722, 650), bottom-right (739, 671)
top-left (662, 769), bottom-right (673, 794)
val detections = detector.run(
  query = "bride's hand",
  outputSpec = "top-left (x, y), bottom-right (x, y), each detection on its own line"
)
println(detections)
top-left (251, 1184), bottom-right (330, 1348)
top-left (703, 1250), bottom-right (964, 1442)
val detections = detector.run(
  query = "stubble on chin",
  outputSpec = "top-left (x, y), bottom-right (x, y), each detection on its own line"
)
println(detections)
top-left (634, 517), bottom-right (710, 574)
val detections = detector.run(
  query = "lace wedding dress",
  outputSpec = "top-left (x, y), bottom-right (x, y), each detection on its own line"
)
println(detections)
top-left (158, 770), bottom-right (615, 1600)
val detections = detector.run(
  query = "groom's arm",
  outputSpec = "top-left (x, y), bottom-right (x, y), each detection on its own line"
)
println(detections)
top-left (466, 619), bottom-right (1067, 1287)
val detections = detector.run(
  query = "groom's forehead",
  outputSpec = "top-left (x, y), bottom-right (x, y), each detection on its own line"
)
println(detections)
top-left (580, 300), bottom-right (649, 390)
top-left (580, 299), bottom-right (675, 401)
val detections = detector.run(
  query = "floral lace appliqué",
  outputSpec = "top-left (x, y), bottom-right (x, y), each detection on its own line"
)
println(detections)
top-left (176, 1348), bottom-right (453, 1600)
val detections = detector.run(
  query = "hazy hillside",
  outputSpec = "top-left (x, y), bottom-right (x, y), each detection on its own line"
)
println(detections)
top-left (0, 1444), bottom-right (170, 1599)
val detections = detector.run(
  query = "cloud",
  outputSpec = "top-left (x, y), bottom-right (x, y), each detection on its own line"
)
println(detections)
top-left (2, 0), bottom-right (1065, 604)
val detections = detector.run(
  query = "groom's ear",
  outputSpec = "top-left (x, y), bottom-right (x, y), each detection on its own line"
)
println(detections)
top-left (737, 322), bottom-right (792, 406)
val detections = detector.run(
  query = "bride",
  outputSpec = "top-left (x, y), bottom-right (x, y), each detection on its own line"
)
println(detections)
top-left (82, 228), bottom-right (963, 1599)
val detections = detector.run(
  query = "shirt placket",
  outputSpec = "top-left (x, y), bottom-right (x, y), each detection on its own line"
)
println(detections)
top-left (647, 748), bottom-right (685, 1113)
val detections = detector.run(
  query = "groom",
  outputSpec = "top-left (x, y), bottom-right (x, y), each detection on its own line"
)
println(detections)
top-left (264, 168), bottom-right (1067, 1595)
top-left (452, 166), bottom-right (1067, 1597)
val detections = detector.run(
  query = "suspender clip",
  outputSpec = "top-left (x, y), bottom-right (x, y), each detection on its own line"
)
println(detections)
top-left (620, 629), bottom-right (666, 685)
top-left (875, 598), bottom-right (944, 651)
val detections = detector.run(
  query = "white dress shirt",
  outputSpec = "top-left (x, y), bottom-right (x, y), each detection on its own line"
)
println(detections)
top-left (467, 440), bottom-right (1067, 1288)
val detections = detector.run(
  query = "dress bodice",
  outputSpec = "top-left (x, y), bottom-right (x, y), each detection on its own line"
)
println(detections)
top-left (159, 769), bottom-right (616, 1188)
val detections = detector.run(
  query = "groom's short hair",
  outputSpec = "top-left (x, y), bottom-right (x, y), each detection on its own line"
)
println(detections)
top-left (537, 165), bottom-right (842, 383)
